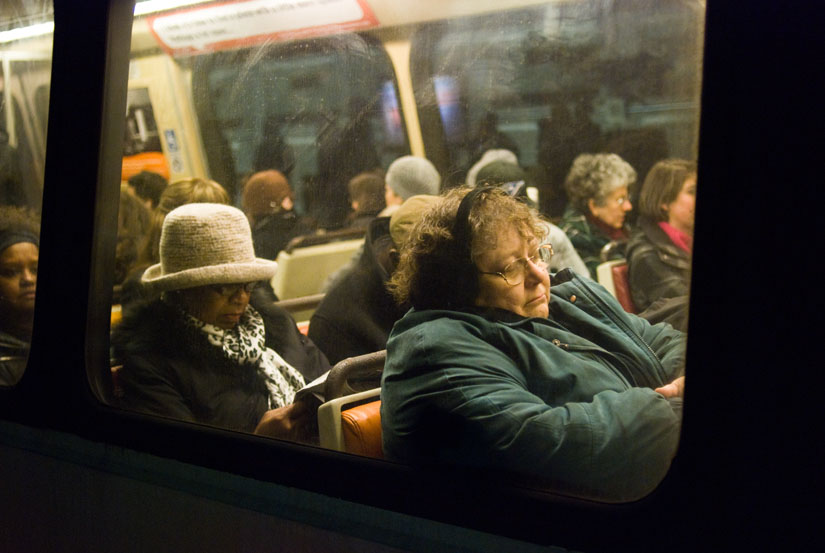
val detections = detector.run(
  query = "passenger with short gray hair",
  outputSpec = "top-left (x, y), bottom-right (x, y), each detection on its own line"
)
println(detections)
top-left (560, 153), bottom-right (636, 274)
top-left (380, 155), bottom-right (441, 217)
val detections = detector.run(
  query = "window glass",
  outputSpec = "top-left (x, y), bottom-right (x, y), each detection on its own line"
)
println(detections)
top-left (413, 0), bottom-right (704, 220)
top-left (194, 35), bottom-right (406, 219)
top-left (106, 0), bottom-right (703, 503)
top-left (0, 2), bottom-right (53, 386)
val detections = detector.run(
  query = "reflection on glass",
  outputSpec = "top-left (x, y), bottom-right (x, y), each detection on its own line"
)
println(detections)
top-left (0, 206), bottom-right (39, 385)
top-left (0, 1), bottom-right (53, 386)
top-left (106, 0), bottom-right (704, 502)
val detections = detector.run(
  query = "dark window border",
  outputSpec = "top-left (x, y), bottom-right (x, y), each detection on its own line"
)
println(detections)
top-left (2, 0), bottom-right (822, 550)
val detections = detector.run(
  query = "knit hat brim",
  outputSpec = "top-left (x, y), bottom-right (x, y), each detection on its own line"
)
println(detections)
top-left (141, 258), bottom-right (278, 294)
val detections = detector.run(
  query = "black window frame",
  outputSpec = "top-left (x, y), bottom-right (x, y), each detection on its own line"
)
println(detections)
top-left (1, 0), bottom-right (822, 550)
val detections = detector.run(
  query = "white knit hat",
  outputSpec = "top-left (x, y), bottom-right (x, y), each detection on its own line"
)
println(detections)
top-left (385, 156), bottom-right (441, 200)
top-left (141, 203), bottom-right (278, 293)
top-left (465, 149), bottom-right (518, 188)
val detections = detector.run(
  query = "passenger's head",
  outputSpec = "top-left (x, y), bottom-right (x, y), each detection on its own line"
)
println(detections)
top-left (475, 160), bottom-right (533, 205)
top-left (638, 159), bottom-right (698, 235)
top-left (116, 185), bottom-right (152, 283)
top-left (564, 153), bottom-right (636, 229)
top-left (127, 170), bottom-right (168, 209)
top-left (157, 177), bottom-right (231, 215)
top-left (465, 148), bottom-right (518, 188)
top-left (0, 206), bottom-right (40, 335)
top-left (348, 171), bottom-right (386, 214)
top-left (388, 187), bottom-right (550, 317)
top-left (388, 195), bottom-right (441, 249)
top-left (241, 170), bottom-right (293, 221)
top-left (140, 177), bottom-right (230, 265)
top-left (142, 203), bottom-right (278, 329)
top-left (385, 156), bottom-right (441, 206)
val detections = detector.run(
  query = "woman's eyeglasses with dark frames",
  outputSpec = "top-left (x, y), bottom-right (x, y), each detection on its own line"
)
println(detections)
top-left (210, 281), bottom-right (259, 297)
top-left (478, 244), bottom-right (554, 286)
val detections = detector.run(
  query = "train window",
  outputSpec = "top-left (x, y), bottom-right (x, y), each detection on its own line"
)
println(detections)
top-left (0, 2), bottom-right (53, 387)
top-left (191, 34), bottom-right (407, 219)
top-left (411, 1), bottom-right (704, 219)
top-left (99, 0), bottom-right (702, 505)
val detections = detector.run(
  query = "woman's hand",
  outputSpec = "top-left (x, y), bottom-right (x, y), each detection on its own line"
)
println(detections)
top-left (254, 401), bottom-right (313, 440)
top-left (654, 376), bottom-right (685, 398)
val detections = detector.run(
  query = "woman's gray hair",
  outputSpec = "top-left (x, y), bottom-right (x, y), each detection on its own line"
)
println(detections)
top-left (564, 153), bottom-right (637, 214)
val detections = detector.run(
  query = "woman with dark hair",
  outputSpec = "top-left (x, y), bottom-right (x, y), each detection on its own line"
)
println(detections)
top-left (0, 206), bottom-right (39, 385)
top-left (345, 170), bottom-right (386, 229)
top-left (382, 187), bottom-right (685, 501)
top-left (560, 153), bottom-right (636, 274)
top-left (112, 203), bottom-right (329, 439)
top-left (626, 159), bottom-right (696, 320)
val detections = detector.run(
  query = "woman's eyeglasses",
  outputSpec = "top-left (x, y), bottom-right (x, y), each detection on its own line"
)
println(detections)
top-left (478, 244), bottom-right (554, 286)
top-left (210, 281), bottom-right (259, 297)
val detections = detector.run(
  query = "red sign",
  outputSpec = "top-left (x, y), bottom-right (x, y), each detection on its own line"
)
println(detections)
top-left (148, 0), bottom-right (379, 56)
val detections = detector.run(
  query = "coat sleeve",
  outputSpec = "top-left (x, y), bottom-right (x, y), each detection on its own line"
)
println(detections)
top-left (627, 246), bottom-right (689, 311)
top-left (118, 354), bottom-right (198, 423)
top-left (571, 273), bottom-right (687, 384)
top-left (382, 323), bottom-right (681, 502)
top-left (625, 304), bottom-right (687, 383)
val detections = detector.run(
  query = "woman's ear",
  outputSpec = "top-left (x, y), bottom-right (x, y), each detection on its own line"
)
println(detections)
top-left (587, 198), bottom-right (598, 216)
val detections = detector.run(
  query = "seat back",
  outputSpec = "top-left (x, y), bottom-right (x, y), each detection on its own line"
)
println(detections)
top-left (318, 387), bottom-right (381, 456)
top-left (274, 293), bottom-right (325, 331)
top-left (341, 400), bottom-right (383, 458)
top-left (596, 259), bottom-right (637, 314)
top-left (324, 349), bottom-right (386, 401)
top-left (271, 238), bottom-right (364, 301)
top-left (611, 263), bottom-right (637, 314)
top-left (110, 304), bottom-right (122, 327)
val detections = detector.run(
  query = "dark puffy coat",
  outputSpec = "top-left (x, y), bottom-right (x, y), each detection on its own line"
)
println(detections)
top-left (626, 217), bottom-right (691, 312)
top-left (249, 211), bottom-right (300, 261)
top-left (381, 269), bottom-right (684, 502)
top-left (0, 330), bottom-right (28, 386)
top-left (308, 217), bottom-right (405, 365)
top-left (111, 292), bottom-right (329, 432)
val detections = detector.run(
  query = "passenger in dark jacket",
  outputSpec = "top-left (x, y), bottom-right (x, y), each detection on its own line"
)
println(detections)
top-left (382, 187), bottom-right (685, 502)
top-left (0, 206), bottom-right (39, 386)
top-left (626, 159), bottom-right (696, 327)
top-left (112, 203), bottom-right (329, 439)
top-left (242, 169), bottom-right (312, 260)
top-left (309, 195), bottom-right (440, 365)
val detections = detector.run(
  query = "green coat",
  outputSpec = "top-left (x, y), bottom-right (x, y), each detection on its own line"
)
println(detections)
top-left (381, 269), bottom-right (684, 502)
top-left (559, 206), bottom-right (624, 275)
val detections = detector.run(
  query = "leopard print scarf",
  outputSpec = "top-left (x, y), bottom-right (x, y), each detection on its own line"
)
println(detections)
top-left (182, 304), bottom-right (305, 409)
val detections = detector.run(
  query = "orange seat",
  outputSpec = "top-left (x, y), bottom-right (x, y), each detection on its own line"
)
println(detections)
top-left (111, 304), bottom-right (123, 327)
top-left (341, 400), bottom-right (383, 459)
top-left (611, 263), bottom-right (637, 314)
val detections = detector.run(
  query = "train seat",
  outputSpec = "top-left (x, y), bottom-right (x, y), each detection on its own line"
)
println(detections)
top-left (317, 387), bottom-right (382, 457)
top-left (111, 365), bottom-right (124, 399)
top-left (341, 399), bottom-right (383, 458)
top-left (110, 304), bottom-right (122, 327)
top-left (317, 351), bottom-right (386, 457)
top-left (271, 238), bottom-right (364, 300)
top-left (596, 259), bottom-right (637, 314)
top-left (274, 292), bottom-right (325, 328)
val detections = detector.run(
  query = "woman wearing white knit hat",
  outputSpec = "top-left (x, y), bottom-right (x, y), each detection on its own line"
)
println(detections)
top-left (112, 203), bottom-right (327, 440)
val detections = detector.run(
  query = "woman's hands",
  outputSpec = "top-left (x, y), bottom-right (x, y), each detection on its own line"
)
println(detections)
top-left (254, 400), bottom-right (314, 441)
top-left (654, 376), bottom-right (685, 398)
